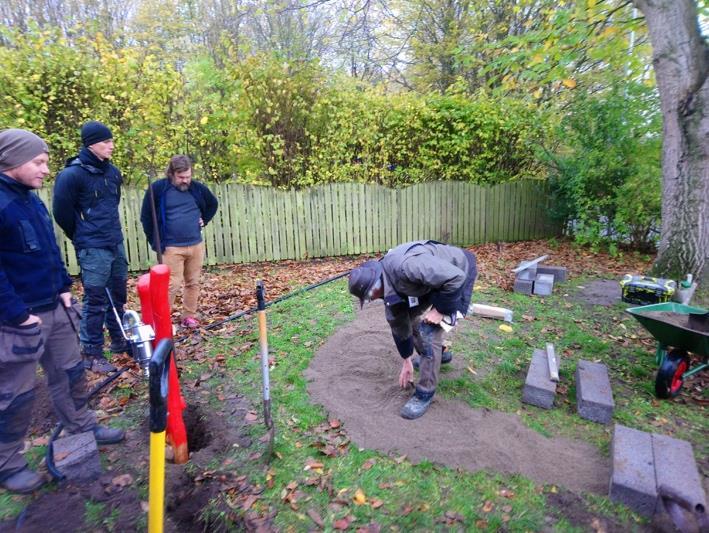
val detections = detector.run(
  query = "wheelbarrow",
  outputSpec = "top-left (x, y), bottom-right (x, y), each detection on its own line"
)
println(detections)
top-left (626, 302), bottom-right (708, 399)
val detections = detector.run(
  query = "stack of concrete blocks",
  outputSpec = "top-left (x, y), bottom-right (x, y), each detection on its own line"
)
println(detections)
top-left (522, 348), bottom-right (557, 409)
top-left (610, 425), bottom-right (707, 520)
top-left (575, 360), bottom-right (614, 424)
top-left (512, 255), bottom-right (568, 296)
top-left (53, 430), bottom-right (102, 481)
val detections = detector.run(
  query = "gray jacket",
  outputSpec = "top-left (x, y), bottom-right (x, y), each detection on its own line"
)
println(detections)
top-left (380, 241), bottom-right (477, 355)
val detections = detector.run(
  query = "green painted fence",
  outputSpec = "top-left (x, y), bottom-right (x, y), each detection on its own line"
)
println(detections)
top-left (37, 180), bottom-right (559, 275)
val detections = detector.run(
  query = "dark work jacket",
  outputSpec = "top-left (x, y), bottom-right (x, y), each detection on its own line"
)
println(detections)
top-left (0, 174), bottom-right (73, 325)
top-left (140, 178), bottom-right (219, 253)
top-left (381, 240), bottom-right (477, 356)
top-left (52, 147), bottom-right (124, 250)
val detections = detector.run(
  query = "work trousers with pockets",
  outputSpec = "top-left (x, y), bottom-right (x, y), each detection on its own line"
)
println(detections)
top-left (163, 242), bottom-right (205, 319)
top-left (386, 299), bottom-right (445, 402)
top-left (0, 304), bottom-right (96, 481)
top-left (77, 243), bottom-right (128, 356)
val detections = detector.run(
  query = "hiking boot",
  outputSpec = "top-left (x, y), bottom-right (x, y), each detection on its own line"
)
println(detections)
top-left (92, 425), bottom-right (125, 445)
top-left (400, 395), bottom-right (433, 419)
top-left (1, 468), bottom-right (46, 494)
top-left (413, 349), bottom-right (453, 371)
top-left (109, 339), bottom-right (130, 354)
top-left (181, 317), bottom-right (199, 328)
top-left (87, 356), bottom-right (116, 373)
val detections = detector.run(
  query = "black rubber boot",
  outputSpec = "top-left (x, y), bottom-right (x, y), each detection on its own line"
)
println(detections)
top-left (400, 395), bottom-right (433, 420)
top-left (87, 356), bottom-right (116, 373)
top-left (1, 468), bottom-right (45, 494)
top-left (109, 339), bottom-right (130, 354)
top-left (92, 425), bottom-right (125, 445)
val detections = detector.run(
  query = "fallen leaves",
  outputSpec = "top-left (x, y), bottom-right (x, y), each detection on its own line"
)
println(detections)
top-left (333, 514), bottom-right (354, 530)
top-left (353, 488), bottom-right (367, 505)
top-left (498, 488), bottom-right (516, 499)
top-left (304, 458), bottom-right (324, 473)
top-left (307, 508), bottom-right (324, 527)
top-left (361, 458), bottom-right (376, 470)
top-left (111, 473), bottom-right (133, 487)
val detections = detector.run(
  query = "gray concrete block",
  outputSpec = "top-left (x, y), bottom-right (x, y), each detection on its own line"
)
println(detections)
top-left (610, 424), bottom-right (657, 516)
top-left (537, 265), bottom-right (568, 283)
top-left (522, 349), bottom-right (557, 409)
top-left (53, 431), bottom-right (102, 481)
top-left (652, 433), bottom-right (707, 514)
top-left (513, 277), bottom-right (534, 295)
top-left (576, 360), bottom-right (614, 424)
top-left (516, 266), bottom-right (537, 280)
top-left (533, 273), bottom-right (554, 296)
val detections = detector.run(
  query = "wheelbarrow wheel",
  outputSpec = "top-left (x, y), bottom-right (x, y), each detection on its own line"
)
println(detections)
top-left (655, 350), bottom-right (690, 399)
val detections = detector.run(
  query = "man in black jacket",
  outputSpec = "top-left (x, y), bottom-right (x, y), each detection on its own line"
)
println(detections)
top-left (53, 121), bottom-right (127, 372)
top-left (140, 155), bottom-right (218, 328)
top-left (0, 129), bottom-right (124, 494)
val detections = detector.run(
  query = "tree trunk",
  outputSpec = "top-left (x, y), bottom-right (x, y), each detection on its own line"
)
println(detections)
top-left (633, 0), bottom-right (708, 281)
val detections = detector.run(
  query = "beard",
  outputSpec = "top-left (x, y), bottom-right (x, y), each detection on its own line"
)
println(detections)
top-left (175, 183), bottom-right (189, 192)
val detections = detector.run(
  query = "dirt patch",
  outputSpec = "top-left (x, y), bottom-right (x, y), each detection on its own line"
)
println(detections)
top-left (0, 473), bottom-right (144, 533)
top-left (635, 311), bottom-right (709, 335)
top-left (306, 300), bottom-right (610, 494)
top-left (545, 489), bottom-right (647, 532)
top-left (1, 392), bottom-right (255, 533)
top-left (569, 279), bottom-right (622, 307)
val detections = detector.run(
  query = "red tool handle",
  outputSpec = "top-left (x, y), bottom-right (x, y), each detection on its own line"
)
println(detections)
top-left (138, 266), bottom-right (189, 464)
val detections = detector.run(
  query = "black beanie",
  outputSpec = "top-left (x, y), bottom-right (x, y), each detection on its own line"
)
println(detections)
top-left (81, 121), bottom-right (113, 147)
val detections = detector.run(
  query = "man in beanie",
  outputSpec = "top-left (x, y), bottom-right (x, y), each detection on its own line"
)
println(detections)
top-left (140, 155), bottom-right (218, 328)
top-left (0, 129), bottom-right (124, 494)
top-left (53, 121), bottom-right (128, 373)
top-left (348, 241), bottom-right (477, 419)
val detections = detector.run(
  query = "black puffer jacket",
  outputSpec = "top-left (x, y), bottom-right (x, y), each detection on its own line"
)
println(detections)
top-left (52, 147), bottom-right (124, 250)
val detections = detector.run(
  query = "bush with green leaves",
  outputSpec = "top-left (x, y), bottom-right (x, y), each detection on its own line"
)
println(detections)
top-left (0, 27), bottom-right (551, 188)
top-left (543, 83), bottom-right (662, 251)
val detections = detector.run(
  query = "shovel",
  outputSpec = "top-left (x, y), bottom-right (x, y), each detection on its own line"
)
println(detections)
top-left (256, 281), bottom-right (275, 461)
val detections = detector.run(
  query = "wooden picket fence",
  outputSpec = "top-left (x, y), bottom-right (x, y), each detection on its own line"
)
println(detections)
top-left (37, 180), bottom-right (559, 275)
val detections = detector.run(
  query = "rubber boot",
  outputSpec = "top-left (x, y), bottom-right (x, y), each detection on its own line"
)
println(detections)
top-left (92, 425), bottom-right (125, 445)
top-left (1, 468), bottom-right (45, 494)
top-left (400, 395), bottom-right (433, 419)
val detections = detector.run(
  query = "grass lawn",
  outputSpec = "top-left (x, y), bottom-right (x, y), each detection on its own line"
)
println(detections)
top-left (1, 247), bottom-right (706, 531)
top-left (167, 274), bottom-right (705, 531)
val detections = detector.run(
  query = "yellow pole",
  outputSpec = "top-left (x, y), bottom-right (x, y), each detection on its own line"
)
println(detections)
top-left (147, 338), bottom-right (173, 533)
top-left (149, 430), bottom-right (166, 533)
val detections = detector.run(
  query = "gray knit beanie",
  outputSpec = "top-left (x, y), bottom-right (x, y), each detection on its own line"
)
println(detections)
top-left (0, 129), bottom-right (49, 172)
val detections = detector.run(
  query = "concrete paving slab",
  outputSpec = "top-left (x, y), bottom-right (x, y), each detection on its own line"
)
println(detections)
top-left (522, 349), bottom-right (557, 409)
top-left (610, 424), bottom-right (657, 516)
top-left (513, 277), bottom-right (534, 295)
top-left (576, 360), bottom-right (614, 424)
top-left (652, 433), bottom-right (707, 515)
top-left (53, 431), bottom-right (102, 481)
top-left (533, 273), bottom-right (554, 296)
top-left (537, 265), bottom-right (568, 283)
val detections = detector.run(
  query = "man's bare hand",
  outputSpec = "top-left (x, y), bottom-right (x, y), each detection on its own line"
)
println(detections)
top-left (423, 307), bottom-right (444, 324)
top-left (399, 357), bottom-right (414, 388)
top-left (20, 314), bottom-right (41, 326)
top-left (59, 292), bottom-right (72, 308)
